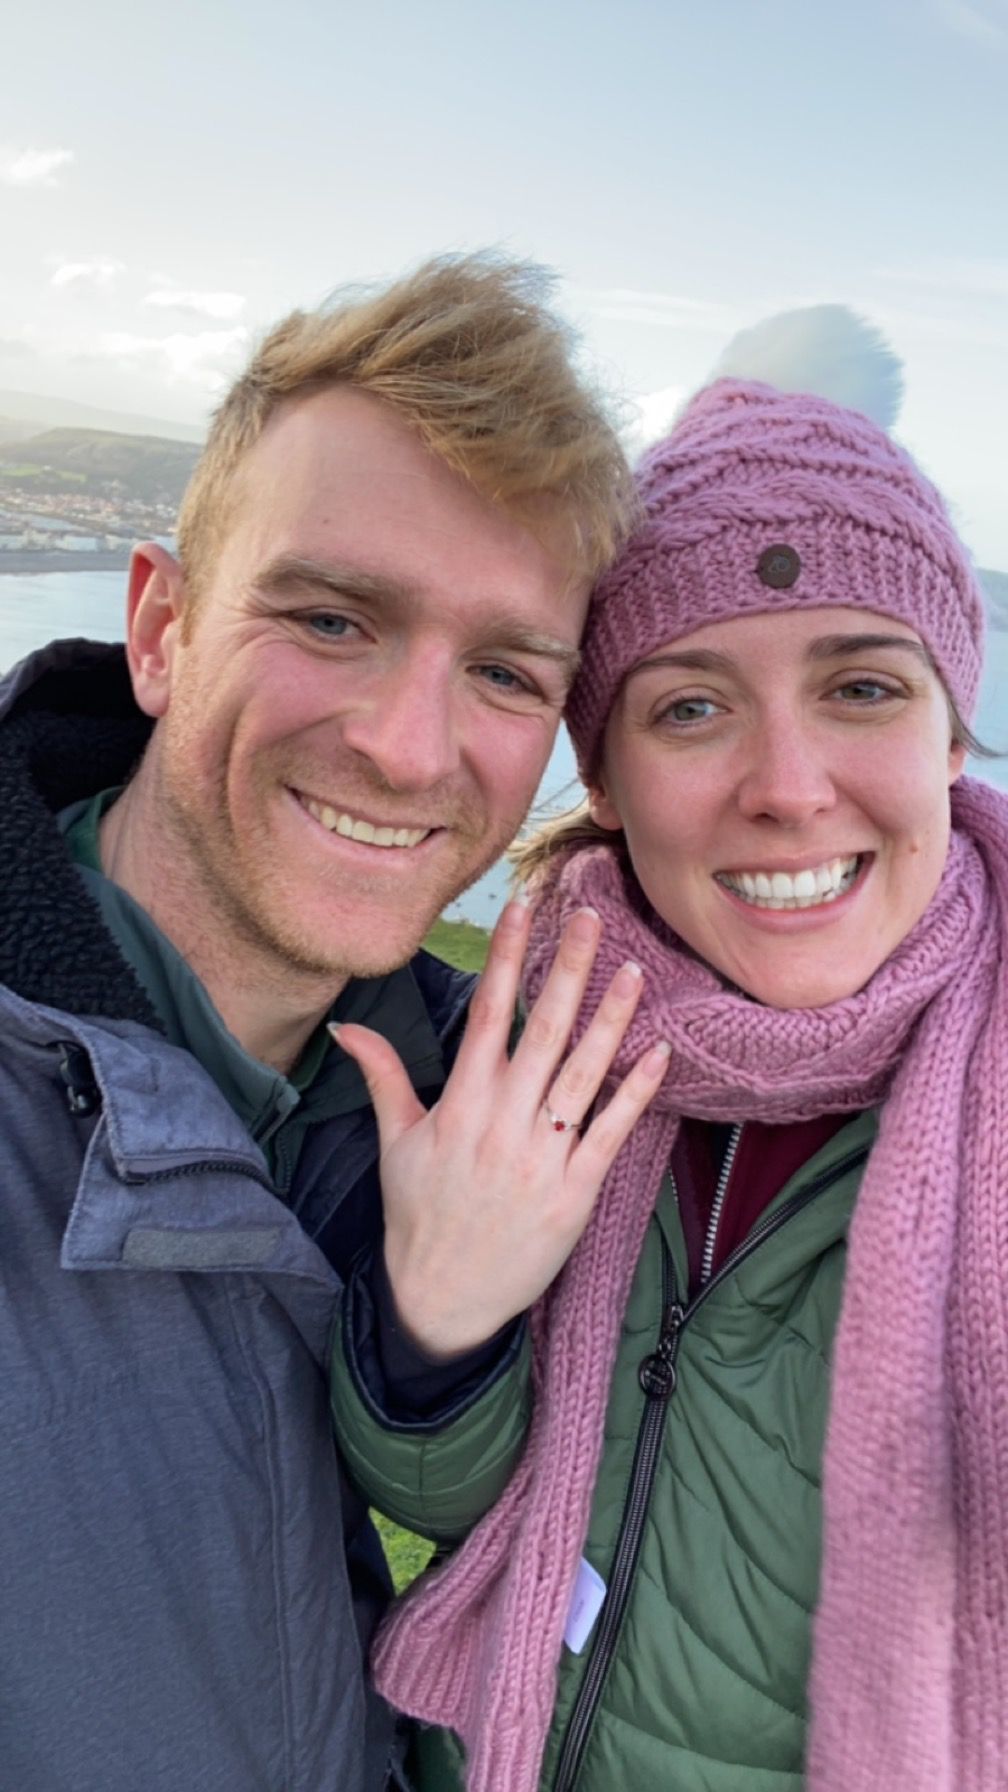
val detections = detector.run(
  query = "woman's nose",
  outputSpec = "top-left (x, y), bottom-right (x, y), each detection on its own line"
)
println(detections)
top-left (735, 718), bottom-right (837, 827)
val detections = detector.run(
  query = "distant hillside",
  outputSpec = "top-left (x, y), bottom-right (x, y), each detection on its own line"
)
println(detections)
top-left (0, 415), bottom-right (43, 448)
top-left (0, 387), bottom-right (203, 444)
top-left (980, 568), bottom-right (1008, 632)
top-left (0, 427), bottom-right (200, 506)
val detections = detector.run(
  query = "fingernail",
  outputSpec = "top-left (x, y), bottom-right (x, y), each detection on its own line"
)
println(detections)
top-left (611, 961), bottom-right (643, 997)
top-left (570, 905), bottom-right (600, 940)
top-left (327, 1023), bottom-right (342, 1043)
top-left (502, 896), bottom-right (532, 931)
top-left (644, 1040), bottom-right (672, 1073)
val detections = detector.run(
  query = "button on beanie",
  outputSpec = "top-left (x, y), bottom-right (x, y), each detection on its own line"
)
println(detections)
top-left (566, 377), bottom-right (987, 778)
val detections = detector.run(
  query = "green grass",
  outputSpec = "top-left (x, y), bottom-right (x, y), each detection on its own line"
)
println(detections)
top-left (423, 914), bottom-right (491, 972)
top-left (370, 915), bottom-right (490, 1590)
top-left (373, 1511), bottom-right (437, 1594)
top-left (0, 463), bottom-right (86, 483)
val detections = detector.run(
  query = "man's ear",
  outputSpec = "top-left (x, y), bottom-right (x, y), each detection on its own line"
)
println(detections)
top-left (125, 542), bottom-right (188, 719)
top-left (587, 776), bottom-right (623, 834)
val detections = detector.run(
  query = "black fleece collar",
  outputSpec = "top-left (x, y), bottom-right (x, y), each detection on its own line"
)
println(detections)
top-left (0, 640), bottom-right (159, 1027)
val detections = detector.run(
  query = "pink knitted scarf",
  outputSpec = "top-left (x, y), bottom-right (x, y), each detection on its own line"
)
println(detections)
top-left (374, 777), bottom-right (1008, 1792)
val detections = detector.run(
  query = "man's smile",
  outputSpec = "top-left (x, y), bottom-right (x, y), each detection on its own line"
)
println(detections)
top-left (294, 789), bottom-right (436, 850)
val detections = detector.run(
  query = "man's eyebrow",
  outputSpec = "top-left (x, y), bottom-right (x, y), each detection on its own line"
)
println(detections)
top-left (252, 553), bottom-right (412, 607)
top-left (253, 552), bottom-right (581, 678)
top-left (807, 633), bottom-right (934, 667)
top-left (477, 627), bottom-right (581, 678)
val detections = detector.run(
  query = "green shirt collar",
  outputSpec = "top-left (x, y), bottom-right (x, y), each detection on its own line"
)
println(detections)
top-left (58, 789), bottom-right (444, 1163)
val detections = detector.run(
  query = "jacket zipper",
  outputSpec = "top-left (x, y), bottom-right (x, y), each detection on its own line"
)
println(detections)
top-left (551, 1240), bottom-right (681, 1792)
top-left (550, 1140), bottom-right (870, 1792)
top-left (700, 1121), bottom-right (743, 1285)
top-left (122, 1159), bottom-right (276, 1192)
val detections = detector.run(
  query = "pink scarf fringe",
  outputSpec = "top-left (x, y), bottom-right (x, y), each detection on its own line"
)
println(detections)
top-left (374, 779), bottom-right (1008, 1792)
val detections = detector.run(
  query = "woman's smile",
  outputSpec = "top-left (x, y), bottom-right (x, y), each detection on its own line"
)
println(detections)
top-left (714, 853), bottom-right (863, 909)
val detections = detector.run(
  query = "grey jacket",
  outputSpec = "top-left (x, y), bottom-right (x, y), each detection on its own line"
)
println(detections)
top-left (0, 639), bottom-right (473, 1792)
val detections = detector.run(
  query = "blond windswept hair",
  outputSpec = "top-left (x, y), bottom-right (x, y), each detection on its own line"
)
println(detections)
top-left (509, 799), bottom-right (620, 891)
top-left (176, 251), bottom-right (634, 593)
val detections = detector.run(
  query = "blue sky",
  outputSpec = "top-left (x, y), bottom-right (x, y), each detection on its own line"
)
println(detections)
top-left (2, 0), bottom-right (1006, 560)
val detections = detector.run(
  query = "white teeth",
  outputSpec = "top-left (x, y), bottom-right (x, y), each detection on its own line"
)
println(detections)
top-left (717, 855), bottom-right (860, 910)
top-left (301, 796), bottom-right (430, 849)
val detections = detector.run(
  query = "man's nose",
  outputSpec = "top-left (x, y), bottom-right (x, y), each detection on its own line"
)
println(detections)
top-left (338, 650), bottom-right (460, 792)
top-left (735, 715), bottom-right (837, 827)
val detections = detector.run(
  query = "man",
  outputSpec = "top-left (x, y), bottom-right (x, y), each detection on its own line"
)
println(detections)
top-left (0, 254), bottom-right (631, 1792)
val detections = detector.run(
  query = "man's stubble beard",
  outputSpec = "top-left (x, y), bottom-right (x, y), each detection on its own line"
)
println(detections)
top-left (155, 709), bottom-right (522, 986)
top-left (155, 703), bottom-right (349, 983)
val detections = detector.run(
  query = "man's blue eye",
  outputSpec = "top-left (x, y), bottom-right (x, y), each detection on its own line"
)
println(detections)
top-left (308, 613), bottom-right (354, 638)
top-left (479, 664), bottom-right (526, 691)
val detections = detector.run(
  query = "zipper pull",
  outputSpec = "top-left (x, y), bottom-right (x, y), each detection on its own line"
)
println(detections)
top-left (55, 1040), bottom-right (100, 1117)
top-left (639, 1301), bottom-right (684, 1399)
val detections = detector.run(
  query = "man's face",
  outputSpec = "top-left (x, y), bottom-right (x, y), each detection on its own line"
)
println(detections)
top-left (136, 388), bottom-right (588, 984)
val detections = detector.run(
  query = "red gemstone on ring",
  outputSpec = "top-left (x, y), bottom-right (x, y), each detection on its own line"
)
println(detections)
top-left (552, 1118), bottom-right (566, 1132)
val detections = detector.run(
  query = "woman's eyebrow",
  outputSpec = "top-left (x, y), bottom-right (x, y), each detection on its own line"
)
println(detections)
top-left (808, 633), bottom-right (933, 666)
top-left (625, 648), bottom-right (736, 679)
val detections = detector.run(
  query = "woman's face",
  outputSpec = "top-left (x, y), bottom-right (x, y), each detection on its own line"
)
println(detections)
top-left (589, 606), bottom-right (966, 1009)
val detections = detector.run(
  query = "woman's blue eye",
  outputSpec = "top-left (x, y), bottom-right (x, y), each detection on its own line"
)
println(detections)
top-left (834, 680), bottom-right (896, 703)
top-left (662, 696), bottom-right (718, 723)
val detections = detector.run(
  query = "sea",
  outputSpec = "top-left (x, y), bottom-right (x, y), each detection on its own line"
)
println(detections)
top-left (3, 566), bottom-right (1007, 929)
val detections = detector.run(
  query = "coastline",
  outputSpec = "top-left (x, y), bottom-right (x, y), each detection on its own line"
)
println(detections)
top-left (0, 548), bottom-right (132, 576)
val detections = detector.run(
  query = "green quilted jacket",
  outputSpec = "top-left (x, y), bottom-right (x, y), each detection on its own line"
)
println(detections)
top-left (331, 1110), bottom-right (876, 1791)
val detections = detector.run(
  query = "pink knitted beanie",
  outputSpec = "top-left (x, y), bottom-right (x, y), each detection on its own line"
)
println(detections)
top-left (566, 378), bottom-right (986, 776)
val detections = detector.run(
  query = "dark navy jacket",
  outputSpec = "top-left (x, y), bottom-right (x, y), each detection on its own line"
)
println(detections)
top-left (0, 640), bottom-right (474, 1792)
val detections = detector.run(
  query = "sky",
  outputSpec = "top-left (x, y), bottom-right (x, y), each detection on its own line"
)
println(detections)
top-left (2, 0), bottom-right (1006, 563)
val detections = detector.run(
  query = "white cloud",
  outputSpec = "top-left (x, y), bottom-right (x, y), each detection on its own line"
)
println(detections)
top-left (143, 288), bottom-right (246, 322)
top-left (573, 286), bottom-right (743, 335)
top-left (625, 384), bottom-right (685, 454)
top-left (50, 257), bottom-right (125, 289)
top-left (95, 326), bottom-right (249, 385)
top-left (0, 146), bottom-right (74, 187)
top-left (874, 257), bottom-right (1008, 300)
top-left (933, 0), bottom-right (1007, 42)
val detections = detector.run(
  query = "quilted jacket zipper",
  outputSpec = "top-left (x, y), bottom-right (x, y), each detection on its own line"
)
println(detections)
top-left (550, 1140), bottom-right (870, 1792)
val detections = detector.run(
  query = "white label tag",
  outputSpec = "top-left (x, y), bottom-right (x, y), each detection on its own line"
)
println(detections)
top-left (563, 1556), bottom-right (607, 1655)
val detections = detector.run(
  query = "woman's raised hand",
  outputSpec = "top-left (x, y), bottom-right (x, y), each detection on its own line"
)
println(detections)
top-left (331, 897), bottom-right (669, 1360)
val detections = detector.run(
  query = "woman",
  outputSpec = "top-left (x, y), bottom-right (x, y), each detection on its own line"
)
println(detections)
top-left (339, 373), bottom-right (1007, 1791)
